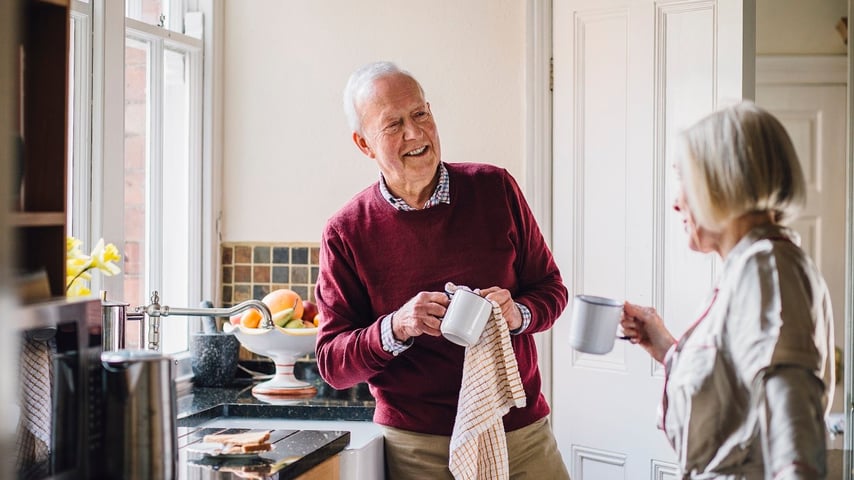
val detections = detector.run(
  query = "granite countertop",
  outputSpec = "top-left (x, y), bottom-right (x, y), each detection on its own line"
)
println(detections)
top-left (178, 424), bottom-right (350, 479)
top-left (176, 357), bottom-right (378, 479)
top-left (178, 357), bottom-right (375, 422)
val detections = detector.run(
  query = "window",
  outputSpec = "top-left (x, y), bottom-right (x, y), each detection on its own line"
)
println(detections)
top-left (123, 21), bottom-right (203, 353)
top-left (68, 0), bottom-right (206, 357)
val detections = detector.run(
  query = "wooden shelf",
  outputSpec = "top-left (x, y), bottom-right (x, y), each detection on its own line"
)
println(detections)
top-left (10, 0), bottom-right (70, 298)
top-left (10, 211), bottom-right (65, 227)
top-left (31, 0), bottom-right (69, 7)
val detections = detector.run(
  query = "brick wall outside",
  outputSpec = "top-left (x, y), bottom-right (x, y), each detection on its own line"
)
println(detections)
top-left (123, 41), bottom-right (147, 308)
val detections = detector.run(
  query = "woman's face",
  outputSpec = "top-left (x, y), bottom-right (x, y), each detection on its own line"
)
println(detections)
top-left (673, 182), bottom-right (719, 254)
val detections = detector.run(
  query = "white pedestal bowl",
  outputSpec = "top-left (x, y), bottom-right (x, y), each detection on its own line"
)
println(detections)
top-left (224, 323), bottom-right (318, 396)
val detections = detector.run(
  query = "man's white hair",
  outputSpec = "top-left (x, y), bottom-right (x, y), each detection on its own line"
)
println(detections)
top-left (343, 61), bottom-right (424, 135)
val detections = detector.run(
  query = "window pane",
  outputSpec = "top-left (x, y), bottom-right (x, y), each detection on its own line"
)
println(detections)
top-left (124, 37), bottom-right (149, 310)
top-left (160, 47), bottom-right (191, 353)
top-left (126, 0), bottom-right (176, 31)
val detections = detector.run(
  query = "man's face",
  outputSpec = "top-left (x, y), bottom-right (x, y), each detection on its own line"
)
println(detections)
top-left (353, 73), bottom-right (441, 188)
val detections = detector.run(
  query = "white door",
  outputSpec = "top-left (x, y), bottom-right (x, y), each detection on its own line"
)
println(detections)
top-left (755, 56), bottom-right (848, 438)
top-left (551, 1), bottom-right (754, 478)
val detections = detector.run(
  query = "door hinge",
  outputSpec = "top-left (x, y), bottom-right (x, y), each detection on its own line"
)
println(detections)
top-left (549, 57), bottom-right (554, 92)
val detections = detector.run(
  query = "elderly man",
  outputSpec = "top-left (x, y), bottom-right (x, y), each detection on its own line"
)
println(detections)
top-left (315, 61), bottom-right (570, 480)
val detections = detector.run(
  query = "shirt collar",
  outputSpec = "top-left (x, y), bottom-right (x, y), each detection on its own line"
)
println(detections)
top-left (720, 223), bottom-right (800, 278)
top-left (379, 162), bottom-right (450, 211)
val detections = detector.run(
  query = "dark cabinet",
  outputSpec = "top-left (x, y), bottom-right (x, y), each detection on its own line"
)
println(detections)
top-left (11, 0), bottom-right (70, 298)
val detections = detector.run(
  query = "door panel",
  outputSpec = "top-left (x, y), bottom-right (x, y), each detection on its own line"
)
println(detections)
top-left (552, 1), bottom-right (754, 478)
top-left (755, 72), bottom-right (847, 439)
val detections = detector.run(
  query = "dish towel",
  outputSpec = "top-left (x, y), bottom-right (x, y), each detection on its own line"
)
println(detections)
top-left (15, 336), bottom-right (54, 471)
top-left (448, 287), bottom-right (527, 480)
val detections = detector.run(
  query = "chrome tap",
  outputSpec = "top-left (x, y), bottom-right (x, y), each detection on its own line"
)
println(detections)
top-left (137, 290), bottom-right (273, 350)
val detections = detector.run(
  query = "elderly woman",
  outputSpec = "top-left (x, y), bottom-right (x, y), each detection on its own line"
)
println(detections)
top-left (620, 101), bottom-right (835, 479)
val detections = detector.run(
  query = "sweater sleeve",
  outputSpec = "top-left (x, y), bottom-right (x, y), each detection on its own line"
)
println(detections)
top-left (501, 169), bottom-right (568, 334)
top-left (759, 366), bottom-right (828, 479)
top-left (314, 221), bottom-right (396, 390)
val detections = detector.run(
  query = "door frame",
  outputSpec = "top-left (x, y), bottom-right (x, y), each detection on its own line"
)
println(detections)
top-left (845, 0), bottom-right (853, 473)
top-left (524, 0), bottom-right (555, 404)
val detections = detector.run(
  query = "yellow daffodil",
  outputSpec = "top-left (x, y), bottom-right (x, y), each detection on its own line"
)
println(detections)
top-left (89, 238), bottom-right (122, 276)
top-left (66, 236), bottom-right (123, 297)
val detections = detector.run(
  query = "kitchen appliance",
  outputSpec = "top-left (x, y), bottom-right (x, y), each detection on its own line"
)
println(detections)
top-left (101, 291), bottom-right (147, 351)
top-left (14, 297), bottom-right (103, 480)
top-left (101, 349), bottom-right (178, 480)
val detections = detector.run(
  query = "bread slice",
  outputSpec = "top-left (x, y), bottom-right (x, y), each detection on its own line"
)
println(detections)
top-left (219, 442), bottom-right (273, 455)
top-left (203, 430), bottom-right (272, 447)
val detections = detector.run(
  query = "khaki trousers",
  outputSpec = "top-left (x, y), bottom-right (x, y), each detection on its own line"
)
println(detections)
top-left (382, 417), bottom-right (571, 480)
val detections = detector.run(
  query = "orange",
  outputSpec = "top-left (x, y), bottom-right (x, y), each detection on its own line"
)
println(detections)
top-left (242, 289), bottom-right (303, 328)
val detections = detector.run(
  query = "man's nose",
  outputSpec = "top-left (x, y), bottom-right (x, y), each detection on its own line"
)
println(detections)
top-left (402, 120), bottom-right (422, 140)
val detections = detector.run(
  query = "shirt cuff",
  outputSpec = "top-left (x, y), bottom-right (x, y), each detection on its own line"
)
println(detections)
top-left (381, 311), bottom-right (413, 356)
top-left (509, 302), bottom-right (531, 335)
top-left (663, 342), bottom-right (678, 371)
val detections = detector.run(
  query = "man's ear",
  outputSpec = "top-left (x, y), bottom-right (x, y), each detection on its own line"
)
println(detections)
top-left (353, 132), bottom-right (374, 158)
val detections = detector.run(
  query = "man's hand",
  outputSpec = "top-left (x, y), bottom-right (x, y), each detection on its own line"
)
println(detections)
top-left (478, 286), bottom-right (523, 331)
top-left (391, 291), bottom-right (450, 342)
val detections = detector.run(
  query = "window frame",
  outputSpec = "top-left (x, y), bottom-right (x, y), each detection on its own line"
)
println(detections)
top-left (73, 1), bottom-right (213, 382)
top-left (69, 1), bottom-right (93, 250)
top-left (123, 19), bottom-right (204, 357)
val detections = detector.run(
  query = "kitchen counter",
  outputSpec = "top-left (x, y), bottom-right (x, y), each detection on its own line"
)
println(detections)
top-left (176, 359), bottom-right (383, 479)
top-left (178, 357), bottom-right (375, 422)
top-left (178, 424), bottom-right (350, 479)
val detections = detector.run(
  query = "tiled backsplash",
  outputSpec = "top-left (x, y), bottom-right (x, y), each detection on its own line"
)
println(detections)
top-left (221, 243), bottom-right (320, 307)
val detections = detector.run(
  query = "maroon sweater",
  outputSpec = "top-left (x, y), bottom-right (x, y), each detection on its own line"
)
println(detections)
top-left (315, 162), bottom-right (567, 435)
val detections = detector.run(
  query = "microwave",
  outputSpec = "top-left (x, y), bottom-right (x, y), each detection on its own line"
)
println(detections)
top-left (14, 297), bottom-right (103, 480)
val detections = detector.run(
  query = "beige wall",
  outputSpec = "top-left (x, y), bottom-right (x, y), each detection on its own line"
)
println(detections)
top-left (757, 0), bottom-right (848, 54)
top-left (221, 1), bottom-right (849, 243)
top-left (221, 0), bottom-right (526, 243)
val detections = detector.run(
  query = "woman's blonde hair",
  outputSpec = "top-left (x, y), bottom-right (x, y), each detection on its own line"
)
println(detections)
top-left (676, 100), bottom-right (806, 230)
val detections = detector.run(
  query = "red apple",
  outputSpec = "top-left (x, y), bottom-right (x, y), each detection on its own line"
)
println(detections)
top-left (301, 300), bottom-right (318, 321)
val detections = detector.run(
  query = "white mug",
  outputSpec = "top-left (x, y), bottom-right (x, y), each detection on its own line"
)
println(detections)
top-left (440, 289), bottom-right (494, 347)
top-left (568, 294), bottom-right (623, 354)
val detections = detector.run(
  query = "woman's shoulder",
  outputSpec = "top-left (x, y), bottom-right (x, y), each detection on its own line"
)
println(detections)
top-left (720, 226), bottom-right (831, 372)
top-left (724, 225), bottom-right (812, 278)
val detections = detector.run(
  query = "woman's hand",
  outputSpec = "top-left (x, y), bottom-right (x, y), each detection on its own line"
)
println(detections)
top-left (620, 301), bottom-right (676, 364)
top-left (478, 286), bottom-right (523, 331)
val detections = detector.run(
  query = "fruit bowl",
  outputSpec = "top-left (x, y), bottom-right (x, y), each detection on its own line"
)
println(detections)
top-left (224, 323), bottom-right (318, 396)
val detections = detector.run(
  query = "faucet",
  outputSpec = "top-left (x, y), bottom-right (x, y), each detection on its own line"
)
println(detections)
top-left (137, 290), bottom-right (273, 351)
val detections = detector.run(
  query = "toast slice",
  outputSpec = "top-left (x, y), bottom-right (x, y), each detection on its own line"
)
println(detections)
top-left (203, 430), bottom-right (272, 447)
top-left (219, 441), bottom-right (273, 455)
top-left (203, 430), bottom-right (273, 454)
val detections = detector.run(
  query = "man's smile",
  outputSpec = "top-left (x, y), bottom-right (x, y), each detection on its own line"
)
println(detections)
top-left (404, 145), bottom-right (428, 157)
